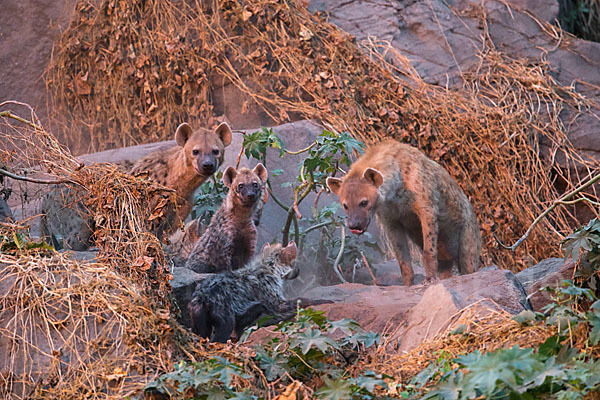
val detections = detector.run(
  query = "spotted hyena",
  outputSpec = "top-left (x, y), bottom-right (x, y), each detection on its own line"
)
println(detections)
top-left (41, 122), bottom-right (232, 250)
top-left (326, 139), bottom-right (481, 286)
top-left (188, 241), bottom-right (299, 343)
top-left (185, 164), bottom-right (268, 273)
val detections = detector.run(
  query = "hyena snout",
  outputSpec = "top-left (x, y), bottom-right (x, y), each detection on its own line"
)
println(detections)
top-left (238, 184), bottom-right (261, 205)
top-left (199, 156), bottom-right (217, 175)
top-left (347, 214), bottom-right (370, 235)
top-left (283, 266), bottom-right (299, 280)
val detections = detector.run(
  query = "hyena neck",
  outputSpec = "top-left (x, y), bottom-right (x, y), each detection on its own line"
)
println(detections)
top-left (167, 149), bottom-right (206, 202)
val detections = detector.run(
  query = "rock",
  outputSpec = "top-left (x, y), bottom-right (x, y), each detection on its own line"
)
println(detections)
top-left (0, 0), bottom-right (76, 124)
top-left (170, 267), bottom-right (212, 328)
top-left (516, 257), bottom-right (575, 311)
top-left (0, 197), bottom-right (13, 222)
top-left (303, 268), bottom-right (530, 352)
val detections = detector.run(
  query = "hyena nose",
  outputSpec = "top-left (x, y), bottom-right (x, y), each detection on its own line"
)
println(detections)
top-left (246, 192), bottom-right (257, 200)
top-left (348, 221), bottom-right (364, 232)
top-left (201, 161), bottom-right (215, 173)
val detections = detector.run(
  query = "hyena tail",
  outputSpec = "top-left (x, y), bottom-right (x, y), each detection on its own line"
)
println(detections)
top-left (188, 300), bottom-right (210, 338)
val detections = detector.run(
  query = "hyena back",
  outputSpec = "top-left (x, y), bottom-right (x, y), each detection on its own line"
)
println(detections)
top-left (326, 139), bottom-right (481, 285)
top-left (40, 122), bottom-right (232, 250)
top-left (185, 163), bottom-right (268, 273)
top-left (188, 241), bottom-right (299, 343)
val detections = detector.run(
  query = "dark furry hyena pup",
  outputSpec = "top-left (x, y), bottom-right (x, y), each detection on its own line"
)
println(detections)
top-left (41, 122), bottom-right (232, 250)
top-left (185, 163), bottom-right (268, 273)
top-left (326, 139), bottom-right (481, 286)
top-left (188, 241), bottom-right (299, 343)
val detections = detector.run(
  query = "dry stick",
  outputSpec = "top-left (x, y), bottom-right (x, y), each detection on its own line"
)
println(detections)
top-left (360, 251), bottom-right (377, 285)
top-left (499, 171), bottom-right (600, 251)
top-left (333, 226), bottom-right (347, 283)
top-left (0, 167), bottom-right (75, 185)
top-left (0, 110), bottom-right (43, 131)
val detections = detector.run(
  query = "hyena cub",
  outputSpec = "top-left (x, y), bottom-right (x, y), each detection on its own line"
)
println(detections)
top-left (326, 139), bottom-right (481, 286)
top-left (188, 241), bottom-right (299, 343)
top-left (185, 163), bottom-right (268, 273)
top-left (41, 122), bottom-right (232, 250)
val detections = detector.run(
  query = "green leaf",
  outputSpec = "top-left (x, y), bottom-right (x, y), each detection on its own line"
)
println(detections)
top-left (291, 327), bottom-right (337, 354)
top-left (512, 310), bottom-right (536, 325)
top-left (255, 350), bottom-right (288, 381)
top-left (315, 378), bottom-right (353, 400)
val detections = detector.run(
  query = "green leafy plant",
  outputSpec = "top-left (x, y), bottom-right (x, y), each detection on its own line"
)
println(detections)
top-left (192, 127), bottom-right (380, 284)
top-left (190, 172), bottom-right (228, 227)
top-left (146, 309), bottom-right (385, 399)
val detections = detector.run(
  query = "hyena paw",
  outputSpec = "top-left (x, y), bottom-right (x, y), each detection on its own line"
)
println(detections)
top-left (421, 275), bottom-right (440, 286)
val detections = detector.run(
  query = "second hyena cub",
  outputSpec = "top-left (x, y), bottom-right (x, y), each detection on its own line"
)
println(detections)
top-left (188, 241), bottom-right (299, 343)
top-left (326, 139), bottom-right (481, 286)
top-left (185, 164), bottom-right (268, 273)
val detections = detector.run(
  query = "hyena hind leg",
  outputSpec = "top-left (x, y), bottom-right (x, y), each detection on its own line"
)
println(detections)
top-left (457, 226), bottom-right (481, 275)
top-left (189, 301), bottom-right (211, 339)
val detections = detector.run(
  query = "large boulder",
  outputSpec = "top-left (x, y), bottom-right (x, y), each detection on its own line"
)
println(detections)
top-left (516, 257), bottom-right (575, 311)
top-left (302, 268), bottom-right (530, 352)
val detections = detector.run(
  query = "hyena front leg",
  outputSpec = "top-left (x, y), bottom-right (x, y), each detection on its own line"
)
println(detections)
top-left (415, 201), bottom-right (439, 283)
top-left (234, 302), bottom-right (267, 339)
top-left (387, 228), bottom-right (414, 286)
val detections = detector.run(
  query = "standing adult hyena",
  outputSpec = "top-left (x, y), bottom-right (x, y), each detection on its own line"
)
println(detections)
top-left (326, 139), bottom-right (481, 285)
top-left (41, 122), bottom-right (232, 250)
top-left (185, 163), bottom-right (268, 273)
top-left (188, 241), bottom-right (299, 343)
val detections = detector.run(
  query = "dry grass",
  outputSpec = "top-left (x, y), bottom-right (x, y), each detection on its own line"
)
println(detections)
top-left (368, 305), bottom-right (556, 385)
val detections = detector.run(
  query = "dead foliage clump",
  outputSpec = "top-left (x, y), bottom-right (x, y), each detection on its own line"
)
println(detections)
top-left (46, 0), bottom-right (600, 271)
top-left (0, 102), bottom-right (176, 298)
top-left (368, 305), bottom-right (556, 385)
top-left (0, 106), bottom-right (206, 399)
top-left (0, 252), bottom-right (173, 399)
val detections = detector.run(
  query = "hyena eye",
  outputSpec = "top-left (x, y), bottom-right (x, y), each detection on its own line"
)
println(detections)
top-left (252, 182), bottom-right (258, 189)
top-left (343, 203), bottom-right (348, 210)
top-left (192, 149), bottom-right (199, 156)
top-left (237, 183), bottom-right (244, 192)
top-left (212, 149), bottom-right (220, 156)
top-left (359, 200), bottom-right (368, 208)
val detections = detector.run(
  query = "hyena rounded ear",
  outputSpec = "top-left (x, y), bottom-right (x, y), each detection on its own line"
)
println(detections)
top-left (175, 123), bottom-right (193, 147)
top-left (261, 242), bottom-right (271, 252)
top-left (326, 177), bottom-right (343, 195)
top-left (222, 166), bottom-right (237, 187)
top-left (252, 163), bottom-right (268, 183)
top-left (282, 241), bottom-right (297, 263)
top-left (215, 122), bottom-right (232, 147)
top-left (363, 168), bottom-right (384, 188)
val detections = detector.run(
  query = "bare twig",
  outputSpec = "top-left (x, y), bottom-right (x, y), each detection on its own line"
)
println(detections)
top-left (498, 171), bottom-right (600, 251)
top-left (361, 251), bottom-right (377, 285)
top-left (0, 167), bottom-right (75, 185)
top-left (333, 226), bottom-right (347, 283)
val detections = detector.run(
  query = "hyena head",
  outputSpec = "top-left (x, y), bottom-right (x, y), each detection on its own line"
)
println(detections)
top-left (222, 164), bottom-right (268, 208)
top-left (260, 241), bottom-right (299, 280)
top-left (175, 122), bottom-right (233, 178)
top-left (326, 167), bottom-right (383, 235)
